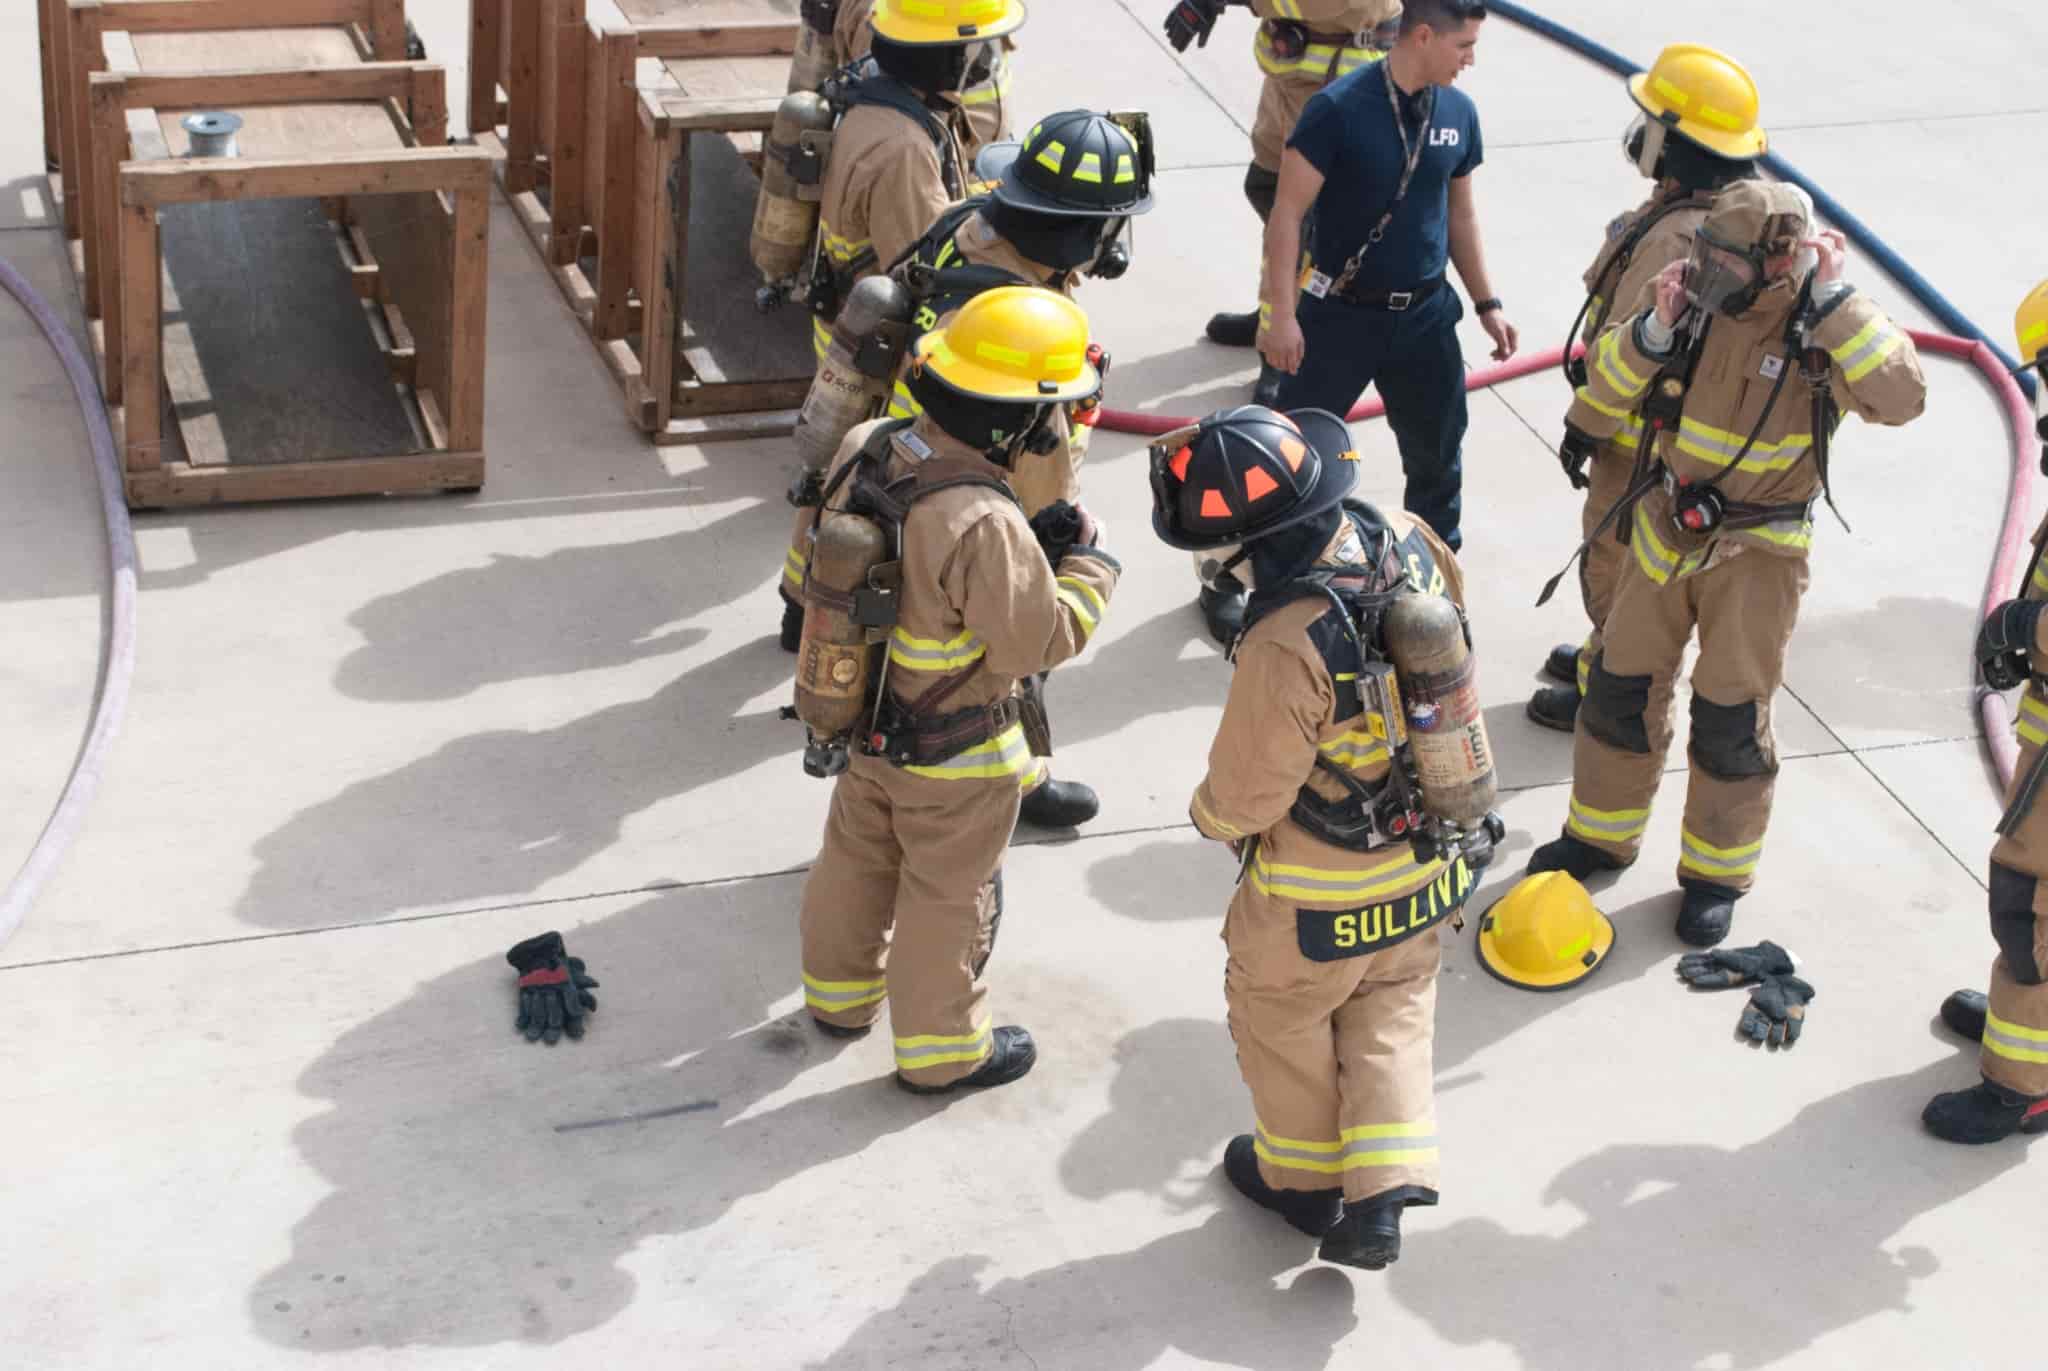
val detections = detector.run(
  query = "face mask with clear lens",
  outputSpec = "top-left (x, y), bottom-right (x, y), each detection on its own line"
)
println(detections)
top-left (1685, 235), bottom-right (1765, 317)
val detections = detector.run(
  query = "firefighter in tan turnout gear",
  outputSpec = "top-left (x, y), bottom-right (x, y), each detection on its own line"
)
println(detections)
top-left (1923, 280), bottom-right (2048, 1145)
top-left (788, 0), bottom-right (1016, 154)
top-left (793, 287), bottom-right (1120, 1094)
top-left (782, 111), bottom-right (1154, 830)
top-left (1150, 404), bottom-right (1502, 1269)
top-left (1528, 43), bottom-right (1765, 734)
top-left (806, 0), bottom-right (1028, 363)
top-left (1527, 179), bottom-right (1927, 947)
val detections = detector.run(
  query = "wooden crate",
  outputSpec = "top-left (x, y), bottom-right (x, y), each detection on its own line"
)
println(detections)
top-left (469, 0), bottom-right (808, 441)
top-left (84, 65), bottom-right (490, 507)
top-left (43, 0), bottom-right (411, 240)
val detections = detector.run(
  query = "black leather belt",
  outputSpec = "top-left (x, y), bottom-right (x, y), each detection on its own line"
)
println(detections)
top-left (1334, 274), bottom-right (1446, 311)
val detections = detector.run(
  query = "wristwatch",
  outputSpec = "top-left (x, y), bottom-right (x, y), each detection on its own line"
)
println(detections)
top-left (1474, 297), bottom-right (1504, 315)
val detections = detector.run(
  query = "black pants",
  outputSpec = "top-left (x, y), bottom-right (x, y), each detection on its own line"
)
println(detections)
top-left (1274, 287), bottom-right (1469, 550)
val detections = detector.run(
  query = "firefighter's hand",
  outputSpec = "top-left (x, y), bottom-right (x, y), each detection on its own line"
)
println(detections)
top-left (1163, 0), bottom-right (1228, 51)
top-left (1558, 425), bottom-right (1597, 491)
top-left (1653, 259), bottom-right (1689, 328)
top-left (1479, 307), bottom-right (1519, 363)
top-left (507, 931), bottom-right (599, 1044)
top-left (1259, 313), bottom-right (1305, 375)
top-left (1977, 598), bottom-right (2045, 692)
top-left (1804, 230), bottom-right (1848, 286)
top-left (1072, 504), bottom-right (1101, 550)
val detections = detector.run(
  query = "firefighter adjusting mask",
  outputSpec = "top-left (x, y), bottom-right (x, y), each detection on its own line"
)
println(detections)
top-left (1684, 225), bottom-right (1772, 319)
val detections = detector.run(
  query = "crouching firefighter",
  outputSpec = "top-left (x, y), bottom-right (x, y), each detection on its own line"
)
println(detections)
top-left (1149, 403), bottom-right (1503, 1269)
top-left (785, 0), bottom-right (1017, 154)
top-left (1528, 43), bottom-right (1766, 734)
top-left (781, 111), bottom-right (1155, 829)
top-left (791, 286), bottom-right (1120, 1094)
top-left (1527, 179), bottom-right (1926, 947)
top-left (1923, 279), bottom-right (2048, 1146)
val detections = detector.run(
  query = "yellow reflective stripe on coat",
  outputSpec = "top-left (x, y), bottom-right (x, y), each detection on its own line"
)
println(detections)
top-left (2017, 689), bottom-right (2048, 748)
top-left (813, 315), bottom-right (833, 362)
top-left (902, 722), bottom-right (1037, 781)
top-left (1736, 517), bottom-right (1814, 552)
top-left (1254, 1119), bottom-right (1439, 1175)
top-left (1190, 788), bottom-right (1245, 841)
top-left (1319, 725), bottom-right (1390, 768)
top-left (1983, 1008), bottom-right (2048, 1065)
top-left (1248, 845), bottom-right (1447, 906)
top-left (1566, 794), bottom-right (1649, 845)
top-left (1266, 0), bottom-right (1304, 19)
top-left (1593, 329), bottom-right (1649, 399)
top-left (1671, 417), bottom-right (1813, 474)
top-left (894, 1016), bottom-right (993, 1071)
top-left (956, 61), bottom-right (1013, 109)
top-left (783, 543), bottom-right (808, 590)
top-left (1253, 29), bottom-right (1384, 80)
top-left (885, 379), bottom-right (922, 420)
top-left (889, 627), bottom-right (987, 672)
top-left (1829, 317), bottom-right (1907, 383)
top-left (1679, 828), bottom-right (1763, 880)
top-left (820, 223), bottom-right (871, 265)
top-left (2029, 556), bottom-right (2048, 596)
top-left (1055, 576), bottom-right (1105, 638)
top-left (803, 971), bottom-right (886, 1012)
top-left (1627, 503), bottom-right (1710, 584)
top-left (1574, 387), bottom-right (1638, 422)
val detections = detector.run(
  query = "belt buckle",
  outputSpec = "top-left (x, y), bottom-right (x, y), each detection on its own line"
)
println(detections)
top-left (1387, 290), bottom-right (1413, 312)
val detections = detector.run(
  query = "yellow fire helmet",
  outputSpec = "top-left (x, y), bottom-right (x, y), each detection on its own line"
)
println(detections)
top-left (911, 285), bottom-right (1100, 405)
top-left (1474, 871), bottom-right (1616, 992)
top-left (2016, 279), bottom-right (2048, 367)
top-left (871, 0), bottom-right (1028, 47)
top-left (1628, 43), bottom-right (1768, 161)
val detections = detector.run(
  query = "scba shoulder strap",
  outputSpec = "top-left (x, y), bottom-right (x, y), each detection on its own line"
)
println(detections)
top-left (837, 66), bottom-right (965, 199)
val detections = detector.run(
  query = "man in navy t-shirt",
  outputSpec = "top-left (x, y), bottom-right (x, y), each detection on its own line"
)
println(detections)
top-left (1256, 0), bottom-right (1515, 556)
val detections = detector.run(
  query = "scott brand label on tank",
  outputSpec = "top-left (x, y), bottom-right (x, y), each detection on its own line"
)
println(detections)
top-left (1405, 660), bottom-right (1491, 785)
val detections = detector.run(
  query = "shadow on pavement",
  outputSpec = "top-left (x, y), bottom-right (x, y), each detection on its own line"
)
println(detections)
top-left (247, 881), bottom-right (928, 1351)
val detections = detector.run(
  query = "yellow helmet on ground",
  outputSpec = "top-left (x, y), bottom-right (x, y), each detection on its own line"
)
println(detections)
top-left (911, 286), bottom-right (1099, 404)
top-left (871, 0), bottom-right (1027, 46)
top-left (2016, 280), bottom-right (2048, 367)
top-left (1475, 872), bottom-right (1616, 992)
top-left (1628, 43), bottom-right (1767, 160)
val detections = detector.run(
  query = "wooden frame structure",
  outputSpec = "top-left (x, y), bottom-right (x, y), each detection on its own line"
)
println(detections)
top-left (49, 7), bottom-right (492, 507)
top-left (469, 1), bottom-right (809, 442)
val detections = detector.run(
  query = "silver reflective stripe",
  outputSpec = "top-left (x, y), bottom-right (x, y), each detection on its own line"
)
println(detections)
top-left (894, 1028), bottom-right (993, 1062)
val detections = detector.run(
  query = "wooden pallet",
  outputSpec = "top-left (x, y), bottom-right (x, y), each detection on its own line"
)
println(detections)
top-left (79, 64), bottom-right (490, 507)
top-left (469, 0), bottom-right (810, 442)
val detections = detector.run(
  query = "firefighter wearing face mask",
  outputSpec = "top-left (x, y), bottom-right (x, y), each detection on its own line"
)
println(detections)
top-left (780, 112), bottom-right (1153, 830)
top-left (808, 0), bottom-right (1028, 361)
top-left (1527, 44), bottom-right (1766, 735)
top-left (794, 287), bottom-right (1120, 1095)
top-left (1922, 281), bottom-right (2048, 1146)
top-left (789, 0), bottom-right (1017, 153)
top-left (1526, 180), bottom-right (1926, 948)
top-left (1151, 403), bottom-right (1499, 1271)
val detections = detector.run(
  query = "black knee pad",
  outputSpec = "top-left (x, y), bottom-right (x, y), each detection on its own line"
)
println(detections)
top-left (1988, 861), bottom-right (2045, 984)
top-left (1243, 164), bottom-right (1278, 223)
top-left (1689, 694), bottom-right (1775, 779)
top-left (1582, 653), bottom-right (1652, 755)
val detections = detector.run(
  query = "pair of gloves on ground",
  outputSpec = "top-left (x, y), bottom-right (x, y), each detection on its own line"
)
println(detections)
top-left (1676, 940), bottom-right (1814, 1048)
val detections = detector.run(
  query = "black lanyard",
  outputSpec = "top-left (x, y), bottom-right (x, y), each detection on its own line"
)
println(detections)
top-left (1330, 70), bottom-right (1437, 297)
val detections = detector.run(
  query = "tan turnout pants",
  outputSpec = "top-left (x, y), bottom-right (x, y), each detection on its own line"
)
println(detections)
top-left (1224, 872), bottom-right (1442, 1204)
top-left (799, 752), bottom-right (1014, 1088)
top-left (1567, 547), bottom-right (1809, 894)
top-left (1571, 443), bottom-right (1640, 695)
top-left (1983, 686), bottom-right (2048, 1098)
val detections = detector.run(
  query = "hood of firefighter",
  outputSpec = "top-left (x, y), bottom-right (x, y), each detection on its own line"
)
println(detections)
top-left (1685, 179), bottom-right (1811, 319)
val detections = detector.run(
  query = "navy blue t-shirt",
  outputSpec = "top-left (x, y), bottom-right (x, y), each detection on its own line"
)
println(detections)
top-left (1286, 61), bottom-right (1483, 292)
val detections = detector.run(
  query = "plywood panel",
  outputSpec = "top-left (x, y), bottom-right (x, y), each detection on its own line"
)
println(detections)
top-left (150, 103), bottom-right (406, 161)
top-left (129, 27), bottom-right (365, 71)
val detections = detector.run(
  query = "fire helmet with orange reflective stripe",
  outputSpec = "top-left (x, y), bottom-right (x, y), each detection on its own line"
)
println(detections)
top-left (1148, 405), bottom-right (1359, 551)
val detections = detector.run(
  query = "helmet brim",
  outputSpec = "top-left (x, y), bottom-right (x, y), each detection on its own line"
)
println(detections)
top-left (1149, 407), bottom-right (1359, 551)
top-left (911, 337), bottom-right (1100, 406)
top-left (872, 3), bottom-right (1027, 47)
top-left (1626, 74), bottom-right (1769, 161)
top-left (1473, 887), bottom-right (1617, 993)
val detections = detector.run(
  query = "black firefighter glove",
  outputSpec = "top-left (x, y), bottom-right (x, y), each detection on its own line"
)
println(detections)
top-left (1029, 500), bottom-right (1087, 567)
top-left (1738, 974), bottom-right (1815, 1048)
top-left (1557, 424), bottom-right (1597, 492)
top-left (1675, 939), bottom-right (1795, 989)
top-left (507, 931), bottom-right (599, 1044)
top-left (1976, 598), bottom-right (2046, 692)
top-left (1163, 0), bottom-right (1231, 51)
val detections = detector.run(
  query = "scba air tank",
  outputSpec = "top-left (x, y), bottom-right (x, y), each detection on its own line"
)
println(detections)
top-left (1384, 594), bottom-right (1497, 826)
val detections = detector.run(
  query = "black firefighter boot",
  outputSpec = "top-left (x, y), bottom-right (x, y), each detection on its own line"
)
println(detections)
top-left (1252, 360), bottom-right (1286, 409)
top-left (1940, 988), bottom-right (1988, 1041)
top-left (1675, 879), bottom-right (1741, 948)
top-left (1318, 1192), bottom-right (1411, 1271)
top-left (1206, 310), bottom-right (1261, 348)
top-left (1199, 569), bottom-right (1250, 647)
top-left (1019, 777), bottom-right (1099, 829)
top-left (1543, 642), bottom-right (1582, 685)
top-left (1526, 834), bottom-right (1630, 882)
top-left (1526, 684), bottom-right (1581, 733)
top-left (1922, 1077), bottom-right (2048, 1145)
top-left (897, 1026), bottom-right (1038, 1096)
top-left (1223, 1135), bottom-right (1342, 1236)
